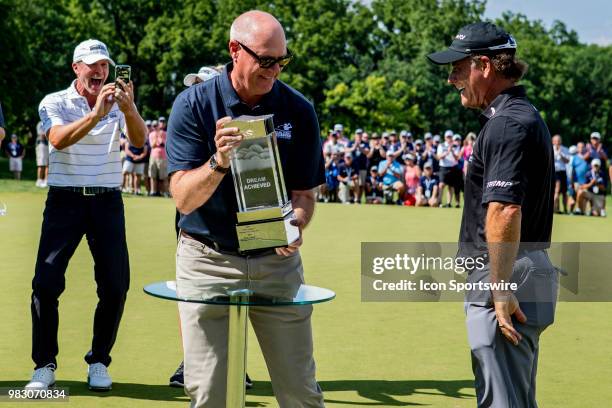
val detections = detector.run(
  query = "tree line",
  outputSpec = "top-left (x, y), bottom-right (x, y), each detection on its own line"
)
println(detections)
top-left (0, 0), bottom-right (610, 146)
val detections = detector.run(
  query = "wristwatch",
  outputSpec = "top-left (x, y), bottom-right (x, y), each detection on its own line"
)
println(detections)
top-left (209, 154), bottom-right (230, 174)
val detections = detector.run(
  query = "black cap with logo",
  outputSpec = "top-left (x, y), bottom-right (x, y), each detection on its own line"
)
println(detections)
top-left (427, 22), bottom-right (517, 65)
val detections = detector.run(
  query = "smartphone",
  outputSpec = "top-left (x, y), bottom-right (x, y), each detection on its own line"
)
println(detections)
top-left (115, 65), bottom-right (131, 91)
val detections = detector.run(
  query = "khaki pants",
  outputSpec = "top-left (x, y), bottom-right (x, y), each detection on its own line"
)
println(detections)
top-left (176, 234), bottom-right (325, 408)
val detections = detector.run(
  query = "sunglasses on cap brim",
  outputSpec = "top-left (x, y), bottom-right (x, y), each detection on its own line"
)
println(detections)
top-left (464, 36), bottom-right (517, 53)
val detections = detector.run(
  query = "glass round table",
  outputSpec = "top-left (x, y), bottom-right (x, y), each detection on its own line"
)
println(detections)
top-left (144, 280), bottom-right (335, 408)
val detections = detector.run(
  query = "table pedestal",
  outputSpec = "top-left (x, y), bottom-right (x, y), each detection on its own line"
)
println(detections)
top-left (226, 289), bottom-right (251, 408)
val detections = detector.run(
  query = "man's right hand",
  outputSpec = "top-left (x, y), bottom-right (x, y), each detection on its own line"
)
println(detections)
top-left (492, 291), bottom-right (527, 345)
top-left (215, 116), bottom-right (243, 167)
top-left (92, 83), bottom-right (116, 121)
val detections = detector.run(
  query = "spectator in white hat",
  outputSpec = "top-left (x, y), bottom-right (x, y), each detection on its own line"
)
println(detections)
top-left (333, 123), bottom-right (349, 145)
top-left (584, 131), bottom-right (608, 165)
top-left (323, 130), bottom-right (344, 160)
top-left (578, 158), bottom-right (607, 216)
top-left (347, 128), bottom-right (370, 203)
top-left (337, 152), bottom-right (359, 203)
top-left (421, 133), bottom-right (437, 172)
top-left (35, 122), bottom-right (49, 188)
top-left (183, 66), bottom-right (222, 87)
top-left (436, 131), bottom-right (461, 207)
top-left (552, 134), bottom-right (570, 213)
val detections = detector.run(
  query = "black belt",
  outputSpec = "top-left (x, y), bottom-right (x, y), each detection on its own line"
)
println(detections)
top-left (180, 231), bottom-right (275, 257)
top-left (50, 186), bottom-right (121, 196)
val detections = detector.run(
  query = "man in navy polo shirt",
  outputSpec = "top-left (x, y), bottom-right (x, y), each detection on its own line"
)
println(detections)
top-left (166, 10), bottom-right (325, 407)
top-left (429, 22), bottom-right (558, 407)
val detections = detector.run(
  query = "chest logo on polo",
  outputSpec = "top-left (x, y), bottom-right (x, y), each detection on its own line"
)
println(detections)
top-left (275, 122), bottom-right (293, 140)
top-left (99, 111), bottom-right (118, 123)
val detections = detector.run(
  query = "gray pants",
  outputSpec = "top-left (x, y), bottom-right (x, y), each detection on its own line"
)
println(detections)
top-left (465, 250), bottom-right (559, 408)
top-left (176, 234), bottom-right (325, 408)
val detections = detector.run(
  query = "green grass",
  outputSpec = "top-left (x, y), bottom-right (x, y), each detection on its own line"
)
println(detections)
top-left (1, 181), bottom-right (612, 407)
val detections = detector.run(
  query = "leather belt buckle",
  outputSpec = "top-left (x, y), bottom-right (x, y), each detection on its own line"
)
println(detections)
top-left (82, 187), bottom-right (95, 196)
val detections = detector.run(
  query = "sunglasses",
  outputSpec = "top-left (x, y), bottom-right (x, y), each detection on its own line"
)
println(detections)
top-left (237, 41), bottom-right (293, 69)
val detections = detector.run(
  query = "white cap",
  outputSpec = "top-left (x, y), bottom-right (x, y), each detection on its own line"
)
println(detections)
top-left (183, 66), bottom-right (221, 87)
top-left (334, 124), bottom-right (343, 132)
top-left (569, 145), bottom-right (577, 154)
top-left (433, 135), bottom-right (441, 142)
top-left (73, 39), bottom-right (115, 65)
top-left (592, 158), bottom-right (602, 167)
top-left (444, 129), bottom-right (454, 138)
top-left (590, 131), bottom-right (601, 140)
top-left (453, 134), bottom-right (462, 141)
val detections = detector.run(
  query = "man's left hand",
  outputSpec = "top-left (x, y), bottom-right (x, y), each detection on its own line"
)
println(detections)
top-left (275, 218), bottom-right (305, 256)
top-left (115, 79), bottom-right (136, 114)
top-left (492, 291), bottom-right (527, 346)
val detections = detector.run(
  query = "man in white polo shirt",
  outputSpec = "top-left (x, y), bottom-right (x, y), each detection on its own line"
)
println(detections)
top-left (26, 39), bottom-right (146, 392)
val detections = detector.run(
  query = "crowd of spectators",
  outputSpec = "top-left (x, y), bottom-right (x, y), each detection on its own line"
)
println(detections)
top-left (553, 132), bottom-right (610, 217)
top-left (319, 124), bottom-right (611, 217)
top-left (119, 117), bottom-right (169, 196)
top-left (320, 124), bottom-right (476, 208)
top-left (3, 118), bottom-right (611, 216)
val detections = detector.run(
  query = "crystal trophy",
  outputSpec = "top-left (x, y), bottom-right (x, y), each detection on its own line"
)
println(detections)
top-left (225, 114), bottom-right (299, 252)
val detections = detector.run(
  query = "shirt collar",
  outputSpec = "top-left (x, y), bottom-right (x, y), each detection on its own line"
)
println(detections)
top-left (220, 62), bottom-right (280, 112)
top-left (479, 85), bottom-right (526, 125)
top-left (67, 80), bottom-right (87, 100)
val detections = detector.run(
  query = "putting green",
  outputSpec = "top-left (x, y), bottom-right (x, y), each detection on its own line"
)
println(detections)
top-left (1, 184), bottom-right (611, 407)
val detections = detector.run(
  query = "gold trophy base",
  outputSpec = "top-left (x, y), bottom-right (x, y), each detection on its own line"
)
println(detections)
top-left (236, 207), bottom-right (299, 252)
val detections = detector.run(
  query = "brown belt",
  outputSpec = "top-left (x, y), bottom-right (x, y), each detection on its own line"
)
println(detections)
top-left (180, 231), bottom-right (275, 257)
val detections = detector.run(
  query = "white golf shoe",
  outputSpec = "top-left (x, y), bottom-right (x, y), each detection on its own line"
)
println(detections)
top-left (25, 363), bottom-right (56, 390)
top-left (87, 363), bottom-right (112, 391)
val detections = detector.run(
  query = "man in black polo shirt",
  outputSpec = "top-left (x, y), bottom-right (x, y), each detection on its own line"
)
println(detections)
top-left (428, 22), bottom-right (558, 407)
top-left (166, 10), bottom-right (325, 408)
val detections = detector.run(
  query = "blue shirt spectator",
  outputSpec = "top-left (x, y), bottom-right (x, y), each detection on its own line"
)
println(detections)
top-left (570, 152), bottom-right (589, 185)
top-left (378, 158), bottom-right (404, 186)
